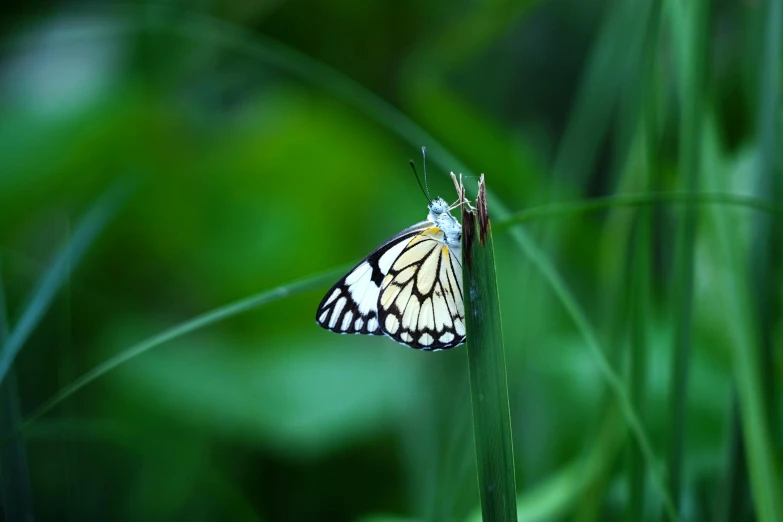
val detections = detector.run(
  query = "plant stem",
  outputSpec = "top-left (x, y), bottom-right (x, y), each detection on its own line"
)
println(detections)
top-left (461, 175), bottom-right (518, 522)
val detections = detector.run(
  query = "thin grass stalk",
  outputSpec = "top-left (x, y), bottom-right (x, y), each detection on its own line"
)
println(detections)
top-left (0, 263), bottom-right (34, 522)
top-left (705, 163), bottom-right (783, 522)
top-left (750, 0), bottom-right (781, 464)
top-left (626, 12), bottom-right (660, 514)
top-left (706, 151), bottom-right (783, 522)
top-left (3, 266), bottom-right (348, 444)
top-left (572, 406), bottom-right (623, 522)
top-left (0, 180), bottom-right (130, 386)
top-left (460, 175), bottom-right (517, 522)
top-left (741, 0), bottom-right (783, 519)
top-left (628, 206), bottom-right (651, 521)
top-left (552, 0), bottom-right (653, 187)
top-left (494, 192), bottom-right (783, 229)
top-left (667, 0), bottom-right (707, 510)
top-left (722, 392), bottom-right (750, 522)
top-left (59, 218), bottom-right (77, 518)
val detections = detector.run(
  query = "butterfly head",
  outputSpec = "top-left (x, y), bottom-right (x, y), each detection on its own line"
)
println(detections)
top-left (428, 197), bottom-right (450, 216)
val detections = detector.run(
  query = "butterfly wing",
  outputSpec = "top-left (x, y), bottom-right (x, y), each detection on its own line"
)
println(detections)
top-left (316, 222), bottom-right (432, 335)
top-left (378, 228), bottom-right (466, 350)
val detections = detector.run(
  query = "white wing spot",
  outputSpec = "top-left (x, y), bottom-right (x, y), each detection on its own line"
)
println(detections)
top-left (433, 293), bottom-right (450, 332)
top-left (402, 296), bottom-right (421, 331)
top-left (439, 332), bottom-right (455, 344)
top-left (319, 310), bottom-right (328, 323)
top-left (419, 333), bottom-right (433, 346)
top-left (323, 288), bottom-right (341, 307)
top-left (384, 314), bottom-right (400, 334)
top-left (367, 317), bottom-right (379, 332)
top-left (354, 317), bottom-right (364, 330)
top-left (401, 332), bottom-right (413, 343)
top-left (341, 310), bottom-right (354, 331)
top-left (330, 298), bottom-right (346, 328)
top-left (418, 298), bottom-right (434, 330)
top-left (455, 318), bottom-right (465, 336)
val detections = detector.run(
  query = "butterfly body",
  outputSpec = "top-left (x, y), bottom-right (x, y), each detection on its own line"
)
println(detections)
top-left (316, 197), bottom-right (466, 351)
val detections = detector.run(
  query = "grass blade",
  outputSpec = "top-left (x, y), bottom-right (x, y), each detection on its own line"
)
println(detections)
top-left (704, 147), bottom-right (783, 522)
top-left (552, 0), bottom-right (654, 186)
top-left (0, 372), bottom-right (32, 522)
top-left (460, 176), bottom-right (517, 521)
top-left (667, 0), bottom-right (707, 509)
top-left (0, 263), bottom-right (34, 522)
top-left (627, 210), bottom-right (651, 521)
top-left (751, 0), bottom-right (782, 468)
top-left (0, 180), bottom-right (131, 385)
top-left (745, 0), bottom-right (783, 518)
top-left (722, 392), bottom-right (750, 522)
top-left (5, 266), bottom-right (349, 441)
top-left (494, 192), bottom-right (783, 229)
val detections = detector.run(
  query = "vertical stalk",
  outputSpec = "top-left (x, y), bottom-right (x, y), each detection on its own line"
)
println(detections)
top-left (0, 262), bottom-right (35, 522)
top-left (667, 0), bottom-right (707, 510)
top-left (628, 207), bottom-right (651, 522)
top-left (743, 0), bottom-right (783, 519)
top-left (750, 0), bottom-right (781, 463)
top-left (460, 175), bottom-right (518, 522)
top-left (722, 392), bottom-right (750, 522)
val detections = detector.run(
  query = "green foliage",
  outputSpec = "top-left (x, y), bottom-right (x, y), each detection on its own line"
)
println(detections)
top-left (0, 2), bottom-right (780, 521)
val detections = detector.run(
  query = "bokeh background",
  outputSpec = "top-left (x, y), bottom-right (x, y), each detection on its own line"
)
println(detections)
top-left (1, 1), bottom-right (781, 521)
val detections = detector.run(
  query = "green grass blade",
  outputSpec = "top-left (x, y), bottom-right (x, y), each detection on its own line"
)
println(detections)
top-left (461, 176), bottom-right (517, 522)
top-left (744, 0), bottom-right (783, 518)
top-left (627, 211), bottom-right (651, 521)
top-left (493, 192), bottom-right (783, 230)
top-left (711, 228), bottom-right (783, 522)
top-left (0, 180), bottom-right (131, 386)
top-left (0, 371), bottom-right (32, 522)
top-left (751, 0), bottom-right (782, 467)
top-left (722, 392), bottom-right (750, 522)
top-left (0, 263), bottom-right (34, 522)
top-left (6, 266), bottom-right (349, 441)
top-left (667, 0), bottom-right (707, 509)
top-left (705, 153), bottom-right (783, 522)
top-left (552, 0), bottom-right (655, 186)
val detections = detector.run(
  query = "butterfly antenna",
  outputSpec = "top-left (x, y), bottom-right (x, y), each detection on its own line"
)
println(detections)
top-left (410, 159), bottom-right (432, 204)
top-left (421, 146), bottom-right (431, 200)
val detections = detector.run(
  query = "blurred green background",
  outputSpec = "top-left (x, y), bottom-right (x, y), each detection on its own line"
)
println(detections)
top-left (1, 0), bottom-right (781, 521)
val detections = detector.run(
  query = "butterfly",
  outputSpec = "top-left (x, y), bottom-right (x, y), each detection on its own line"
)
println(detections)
top-left (315, 195), bottom-right (466, 351)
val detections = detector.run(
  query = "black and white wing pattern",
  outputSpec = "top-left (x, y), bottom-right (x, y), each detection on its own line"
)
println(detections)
top-left (377, 228), bottom-right (465, 350)
top-left (316, 196), bottom-right (466, 351)
top-left (315, 222), bottom-right (431, 335)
